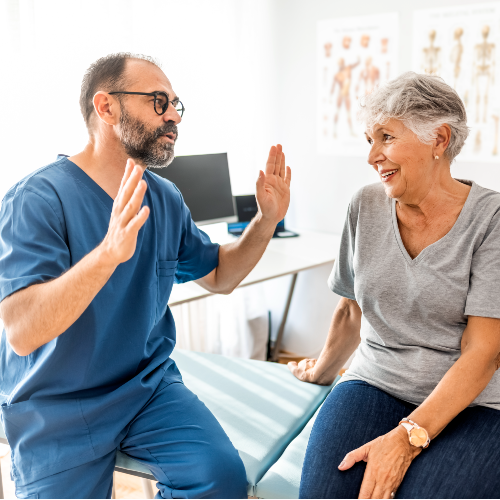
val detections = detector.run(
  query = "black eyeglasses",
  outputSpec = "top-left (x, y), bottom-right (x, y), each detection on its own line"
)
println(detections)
top-left (108, 91), bottom-right (185, 117)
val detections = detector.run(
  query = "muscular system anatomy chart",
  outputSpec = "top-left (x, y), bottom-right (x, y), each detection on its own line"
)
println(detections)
top-left (317, 13), bottom-right (399, 157)
top-left (413, 3), bottom-right (500, 163)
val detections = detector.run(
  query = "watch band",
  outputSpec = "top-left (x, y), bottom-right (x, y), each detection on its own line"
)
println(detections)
top-left (398, 418), bottom-right (430, 449)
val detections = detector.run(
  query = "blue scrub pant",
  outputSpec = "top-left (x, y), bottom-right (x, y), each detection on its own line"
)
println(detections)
top-left (15, 380), bottom-right (248, 499)
top-left (300, 380), bottom-right (500, 499)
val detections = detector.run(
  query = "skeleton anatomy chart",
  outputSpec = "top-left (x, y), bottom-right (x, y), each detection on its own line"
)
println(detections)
top-left (317, 13), bottom-right (399, 156)
top-left (413, 4), bottom-right (500, 162)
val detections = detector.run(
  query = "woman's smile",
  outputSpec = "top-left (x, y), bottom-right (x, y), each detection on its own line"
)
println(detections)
top-left (379, 168), bottom-right (399, 183)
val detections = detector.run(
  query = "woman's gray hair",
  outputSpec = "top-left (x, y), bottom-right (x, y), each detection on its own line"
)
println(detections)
top-left (359, 72), bottom-right (469, 162)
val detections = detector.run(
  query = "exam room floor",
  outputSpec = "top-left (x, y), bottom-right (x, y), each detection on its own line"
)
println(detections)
top-left (0, 444), bottom-right (158, 499)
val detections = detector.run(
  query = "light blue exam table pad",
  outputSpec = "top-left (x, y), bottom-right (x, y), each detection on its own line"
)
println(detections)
top-left (255, 404), bottom-right (322, 499)
top-left (170, 350), bottom-right (334, 493)
top-left (4, 349), bottom-right (335, 496)
top-left (116, 350), bottom-right (334, 493)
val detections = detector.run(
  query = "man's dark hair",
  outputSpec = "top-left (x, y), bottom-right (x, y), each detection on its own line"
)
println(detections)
top-left (79, 52), bottom-right (160, 130)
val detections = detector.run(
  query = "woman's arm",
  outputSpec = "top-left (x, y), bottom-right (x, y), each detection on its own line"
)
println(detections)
top-left (288, 297), bottom-right (362, 385)
top-left (408, 315), bottom-right (500, 439)
top-left (339, 315), bottom-right (500, 499)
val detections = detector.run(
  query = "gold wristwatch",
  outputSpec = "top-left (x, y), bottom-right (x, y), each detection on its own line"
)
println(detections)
top-left (398, 418), bottom-right (430, 449)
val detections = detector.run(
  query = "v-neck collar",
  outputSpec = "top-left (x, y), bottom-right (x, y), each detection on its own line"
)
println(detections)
top-left (391, 180), bottom-right (476, 265)
top-left (61, 157), bottom-right (115, 212)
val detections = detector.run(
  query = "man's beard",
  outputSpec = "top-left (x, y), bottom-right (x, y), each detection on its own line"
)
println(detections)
top-left (119, 108), bottom-right (178, 169)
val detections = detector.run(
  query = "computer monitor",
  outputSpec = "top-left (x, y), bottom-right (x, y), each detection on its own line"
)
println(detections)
top-left (153, 152), bottom-right (237, 225)
top-left (228, 194), bottom-right (298, 238)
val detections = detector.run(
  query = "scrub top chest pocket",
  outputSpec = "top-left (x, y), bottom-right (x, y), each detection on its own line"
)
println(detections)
top-left (156, 259), bottom-right (178, 323)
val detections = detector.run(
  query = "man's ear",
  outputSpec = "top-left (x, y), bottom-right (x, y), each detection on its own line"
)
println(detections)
top-left (434, 124), bottom-right (451, 158)
top-left (93, 92), bottom-right (120, 126)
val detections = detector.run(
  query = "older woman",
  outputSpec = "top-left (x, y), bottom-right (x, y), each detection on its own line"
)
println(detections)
top-left (289, 72), bottom-right (500, 499)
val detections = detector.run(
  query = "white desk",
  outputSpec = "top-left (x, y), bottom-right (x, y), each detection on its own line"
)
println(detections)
top-left (169, 224), bottom-right (341, 360)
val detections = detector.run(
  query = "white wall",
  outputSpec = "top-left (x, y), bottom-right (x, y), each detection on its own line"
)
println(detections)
top-left (274, 0), bottom-right (500, 234)
top-left (269, 0), bottom-right (500, 358)
top-left (0, 0), bottom-right (280, 198)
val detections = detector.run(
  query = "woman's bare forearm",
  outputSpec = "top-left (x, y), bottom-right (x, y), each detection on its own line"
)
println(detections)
top-left (0, 245), bottom-right (117, 356)
top-left (313, 297), bottom-right (362, 384)
top-left (408, 316), bottom-right (500, 440)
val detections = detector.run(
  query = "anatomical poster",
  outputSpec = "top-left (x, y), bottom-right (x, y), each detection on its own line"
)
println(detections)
top-left (317, 13), bottom-right (399, 157)
top-left (413, 3), bottom-right (500, 163)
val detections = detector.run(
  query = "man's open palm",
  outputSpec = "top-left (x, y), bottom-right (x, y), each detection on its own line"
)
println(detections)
top-left (256, 144), bottom-right (292, 223)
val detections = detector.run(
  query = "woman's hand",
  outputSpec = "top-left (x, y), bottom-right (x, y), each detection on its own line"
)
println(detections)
top-left (288, 358), bottom-right (336, 385)
top-left (339, 425), bottom-right (421, 499)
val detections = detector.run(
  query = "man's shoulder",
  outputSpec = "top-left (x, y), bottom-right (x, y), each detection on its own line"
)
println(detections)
top-left (4, 157), bottom-right (69, 204)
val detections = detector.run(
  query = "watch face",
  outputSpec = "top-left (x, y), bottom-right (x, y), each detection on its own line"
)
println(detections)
top-left (409, 427), bottom-right (428, 447)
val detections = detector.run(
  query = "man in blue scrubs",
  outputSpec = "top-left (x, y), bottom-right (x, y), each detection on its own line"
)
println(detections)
top-left (0, 53), bottom-right (291, 499)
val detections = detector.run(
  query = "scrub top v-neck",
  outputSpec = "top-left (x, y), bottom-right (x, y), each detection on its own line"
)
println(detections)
top-left (0, 156), bottom-right (220, 485)
top-left (328, 180), bottom-right (500, 411)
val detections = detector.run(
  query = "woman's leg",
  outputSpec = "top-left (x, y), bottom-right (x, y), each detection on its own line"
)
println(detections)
top-left (397, 405), bottom-right (500, 499)
top-left (299, 380), bottom-right (415, 499)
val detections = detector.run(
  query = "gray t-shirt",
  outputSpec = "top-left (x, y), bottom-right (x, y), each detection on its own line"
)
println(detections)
top-left (329, 180), bottom-right (500, 410)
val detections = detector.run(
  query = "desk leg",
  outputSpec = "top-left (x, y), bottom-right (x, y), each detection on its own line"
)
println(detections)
top-left (270, 273), bottom-right (298, 362)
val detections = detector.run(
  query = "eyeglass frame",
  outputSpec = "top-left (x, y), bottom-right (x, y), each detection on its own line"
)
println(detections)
top-left (108, 91), bottom-right (185, 117)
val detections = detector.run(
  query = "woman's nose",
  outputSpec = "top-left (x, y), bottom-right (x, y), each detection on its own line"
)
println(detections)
top-left (367, 144), bottom-right (385, 166)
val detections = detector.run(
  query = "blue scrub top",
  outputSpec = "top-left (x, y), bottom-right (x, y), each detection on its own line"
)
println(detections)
top-left (0, 156), bottom-right (219, 485)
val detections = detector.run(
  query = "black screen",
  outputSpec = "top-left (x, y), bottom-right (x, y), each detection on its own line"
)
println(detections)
top-left (153, 153), bottom-right (235, 223)
top-left (235, 195), bottom-right (258, 222)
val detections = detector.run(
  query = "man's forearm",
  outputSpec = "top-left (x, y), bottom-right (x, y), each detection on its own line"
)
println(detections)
top-left (1, 245), bottom-right (117, 356)
top-left (197, 213), bottom-right (276, 294)
top-left (1, 162), bottom-right (151, 356)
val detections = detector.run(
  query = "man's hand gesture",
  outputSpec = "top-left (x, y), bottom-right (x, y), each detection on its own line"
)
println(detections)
top-left (101, 159), bottom-right (150, 265)
top-left (256, 144), bottom-right (291, 224)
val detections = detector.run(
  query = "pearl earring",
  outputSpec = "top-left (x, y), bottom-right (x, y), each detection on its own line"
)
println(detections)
top-left (435, 155), bottom-right (439, 160)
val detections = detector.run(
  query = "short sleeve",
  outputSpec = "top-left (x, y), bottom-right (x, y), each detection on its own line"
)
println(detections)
top-left (328, 203), bottom-right (356, 300)
top-left (464, 209), bottom-right (500, 318)
top-left (0, 188), bottom-right (70, 302)
top-left (174, 189), bottom-right (219, 284)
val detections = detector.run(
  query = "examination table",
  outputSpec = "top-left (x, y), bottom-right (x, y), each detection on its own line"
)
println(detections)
top-left (0, 350), bottom-right (339, 499)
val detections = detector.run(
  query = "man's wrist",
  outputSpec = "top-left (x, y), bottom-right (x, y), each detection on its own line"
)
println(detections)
top-left (253, 211), bottom-right (279, 236)
top-left (95, 241), bottom-right (120, 272)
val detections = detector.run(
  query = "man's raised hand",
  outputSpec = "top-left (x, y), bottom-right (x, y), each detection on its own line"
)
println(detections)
top-left (256, 144), bottom-right (292, 224)
top-left (101, 159), bottom-right (150, 266)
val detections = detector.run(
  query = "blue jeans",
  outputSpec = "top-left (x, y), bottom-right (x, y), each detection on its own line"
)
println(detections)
top-left (15, 380), bottom-right (247, 499)
top-left (300, 380), bottom-right (500, 499)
